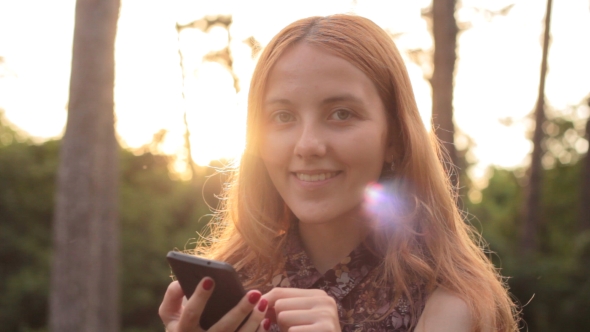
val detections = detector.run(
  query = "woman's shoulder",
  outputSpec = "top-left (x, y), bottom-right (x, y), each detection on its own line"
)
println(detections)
top-left (413, 288), bottom-right (474, 332)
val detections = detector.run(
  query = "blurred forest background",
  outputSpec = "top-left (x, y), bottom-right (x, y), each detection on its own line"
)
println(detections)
top-left (1, 0), bottom-right (589, 331)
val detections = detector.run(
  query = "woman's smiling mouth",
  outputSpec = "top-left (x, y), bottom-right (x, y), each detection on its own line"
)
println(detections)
top-left (294, 171), bottom-right (340, 182)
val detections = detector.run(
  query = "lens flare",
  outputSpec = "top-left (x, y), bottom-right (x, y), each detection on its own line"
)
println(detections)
top-left (364, 181), bottom-right (403, 224)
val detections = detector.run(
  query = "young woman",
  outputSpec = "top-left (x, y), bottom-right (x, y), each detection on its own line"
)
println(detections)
top-left (159, 14), bottom-right (519, 332)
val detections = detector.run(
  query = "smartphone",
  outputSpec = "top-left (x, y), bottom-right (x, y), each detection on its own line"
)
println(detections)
top-left (166, 251), bottom-right (247, 329)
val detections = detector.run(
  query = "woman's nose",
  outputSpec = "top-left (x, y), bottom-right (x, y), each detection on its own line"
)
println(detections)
top-left (294, 124), bottom-right (327, 159)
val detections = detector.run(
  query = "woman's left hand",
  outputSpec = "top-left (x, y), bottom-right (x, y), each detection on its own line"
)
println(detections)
top-left (262, 288), bottom-right (340, 332)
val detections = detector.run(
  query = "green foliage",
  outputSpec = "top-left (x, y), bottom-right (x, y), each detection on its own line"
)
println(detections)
top-left (466, 158), bottom-right (590, 331)
top-left (461, 112), bottom-right (590, 331)
top-left (0, 137), bottom-right (57, 331)
top-left (0, 115), bottom-right (223, 331)
top-left (118, 150), bottom-right (219, 330)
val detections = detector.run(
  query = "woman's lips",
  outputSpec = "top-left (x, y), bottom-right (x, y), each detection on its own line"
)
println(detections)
top-left (295, 171), bottom-right (340, 182)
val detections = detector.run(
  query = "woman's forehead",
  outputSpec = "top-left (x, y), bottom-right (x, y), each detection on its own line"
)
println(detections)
top-left (263, 44), bottom-right (378, 104)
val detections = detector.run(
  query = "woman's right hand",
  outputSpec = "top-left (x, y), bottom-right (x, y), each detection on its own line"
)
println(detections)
top-left (159, 278), bottom-right (271, 332)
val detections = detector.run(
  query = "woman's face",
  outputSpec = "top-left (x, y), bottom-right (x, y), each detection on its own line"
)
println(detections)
top-left (259, 43), bottom-right (393, 226)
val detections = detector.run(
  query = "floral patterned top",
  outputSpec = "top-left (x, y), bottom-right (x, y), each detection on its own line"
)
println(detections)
top-left (242, 226), bottom-right (428, 331)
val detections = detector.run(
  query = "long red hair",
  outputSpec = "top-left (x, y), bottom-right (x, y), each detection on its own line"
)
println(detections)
top-left (199, 14), bottom-right (518, 332)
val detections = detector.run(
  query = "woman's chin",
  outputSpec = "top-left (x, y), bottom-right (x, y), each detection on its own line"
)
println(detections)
top-left (294, 208), bottom-right (367, 228)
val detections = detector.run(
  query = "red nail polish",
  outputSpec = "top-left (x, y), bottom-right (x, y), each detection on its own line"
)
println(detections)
top-left (248, 291), bottom-right (261, 304)
top-left (202, 278), bottom-right (214, 291)
top-left (263, 318), bottom-right (271, 330)
top-left (258, 298), bottom-right (268, 312)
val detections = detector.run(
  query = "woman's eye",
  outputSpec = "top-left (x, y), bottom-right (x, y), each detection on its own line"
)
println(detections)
top-left (330, 109), bottom-right (352, 121)
top-left (273, 112), bottom-right (294, 123)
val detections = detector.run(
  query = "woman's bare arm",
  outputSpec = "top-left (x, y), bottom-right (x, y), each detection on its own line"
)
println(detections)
top-left (414, 288), bottom-right (473, 332)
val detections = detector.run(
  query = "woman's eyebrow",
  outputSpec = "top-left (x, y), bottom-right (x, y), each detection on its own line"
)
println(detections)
top-left (264, 93), bottom-right (364, 107)
top-left (320, 93), bottom-right (364, 105)
top-left (264, 98), bottom-right (293, 106)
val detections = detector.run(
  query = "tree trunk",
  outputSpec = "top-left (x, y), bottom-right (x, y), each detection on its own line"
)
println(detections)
top-left (431, 0), bottom-right (459, 189)
top-left (176, 23), bottom-right (199, 183)
top-left (522, 0), bottom-right (553, 253)
top-left (580, 105), bottom-right (590, 231)
top-left (49, 0), bottom-right (120, 331)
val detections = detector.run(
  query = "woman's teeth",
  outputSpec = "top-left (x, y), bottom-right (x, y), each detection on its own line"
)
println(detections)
top-left (296, 172), bottom-right (338, 182)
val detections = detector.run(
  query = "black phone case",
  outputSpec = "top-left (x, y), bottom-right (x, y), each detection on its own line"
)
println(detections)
top-left (166, 251), bottom-right (247, 329)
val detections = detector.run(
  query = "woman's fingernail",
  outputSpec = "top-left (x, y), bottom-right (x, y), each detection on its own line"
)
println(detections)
top-left (202, 278), bottom-right (214, 291)
top-left (263, 318), bottom-right (271, 330)
top-left (258, 298), bottom-right (268, 311)
top-left (248, 291), bottom-right (261, 304)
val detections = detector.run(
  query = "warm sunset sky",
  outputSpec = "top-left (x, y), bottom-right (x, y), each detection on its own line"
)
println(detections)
top-left (0, 0), bottom-right (589, 183)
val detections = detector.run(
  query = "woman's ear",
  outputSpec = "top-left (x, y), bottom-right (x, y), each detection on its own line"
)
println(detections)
top-left (383, 151), bottom-right (394, 164)
top-left (384, 140), bottom-right (399, 164)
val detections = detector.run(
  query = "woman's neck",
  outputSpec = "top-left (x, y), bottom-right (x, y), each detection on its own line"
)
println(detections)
top-left (297, 214), bottom-right (370, 274)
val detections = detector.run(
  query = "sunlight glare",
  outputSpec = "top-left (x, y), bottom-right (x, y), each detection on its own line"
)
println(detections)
top-left (186, 62), bottom-right (246, 166)
top-left (364, 181), bottom-right (405, 225)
